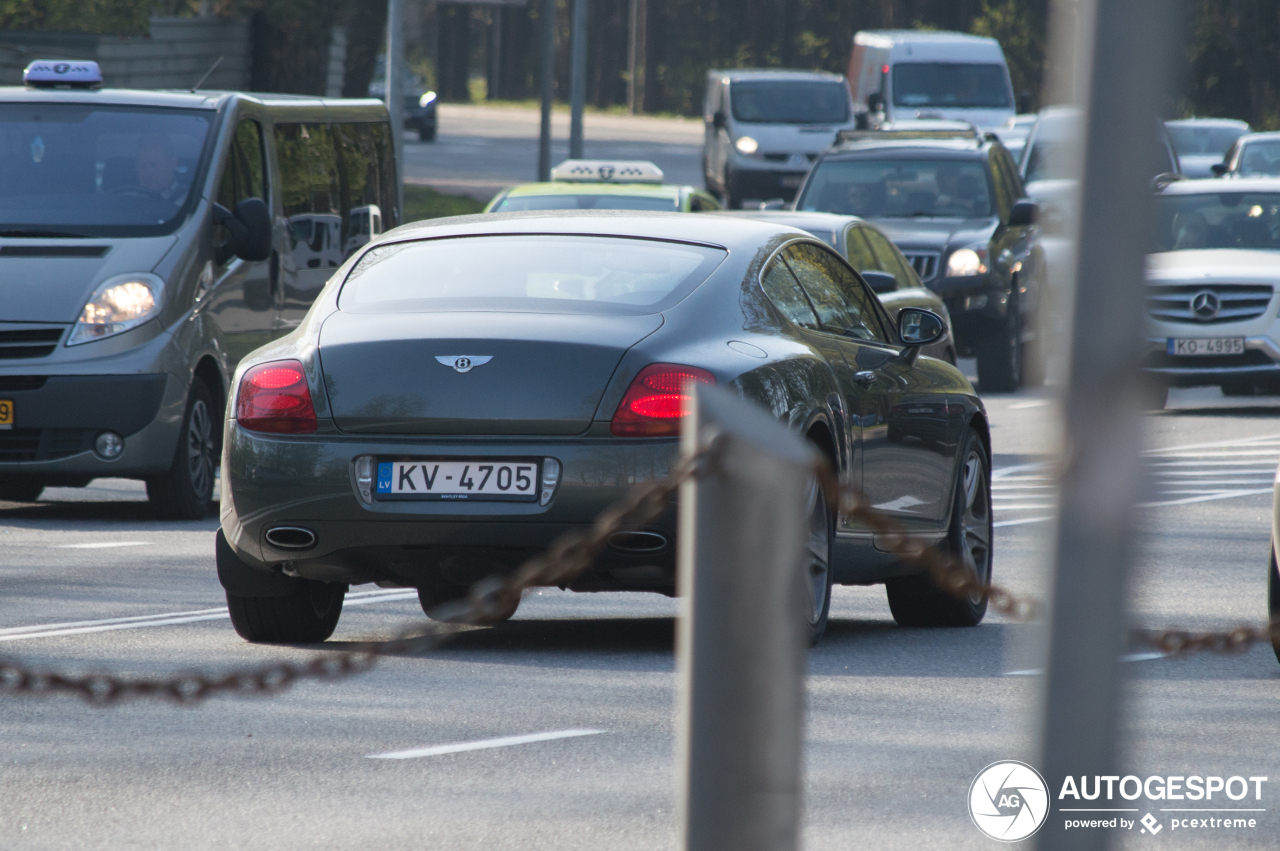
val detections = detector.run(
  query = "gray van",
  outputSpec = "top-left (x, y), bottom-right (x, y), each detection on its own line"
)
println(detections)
top-left (703, 69), bottom-right (858, 208)
top-left (0, 60), bottom-right (397, 518)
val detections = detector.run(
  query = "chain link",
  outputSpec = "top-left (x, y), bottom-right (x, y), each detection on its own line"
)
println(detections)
top-left (0, 434), bottom-right (1273, 705)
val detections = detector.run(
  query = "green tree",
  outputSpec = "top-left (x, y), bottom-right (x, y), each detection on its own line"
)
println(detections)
top-left (0, 0), bottom-right (149, 33)
top-left (970, 0), bottom-right (1048, 111)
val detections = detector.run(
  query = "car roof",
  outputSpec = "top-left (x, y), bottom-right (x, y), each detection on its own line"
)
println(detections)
top-left (1158, 176), bottom-right (1280, 194)
top-left (826, 140), bottom-right (988, 159)
top-left (501, 182), bottom-right (685, 200)
top-left (707, 68), bottom-right (847, 83)
top-left (0, 86), bottom-right (385, 112)
top-left (1165, 117), bottom-right (1250, 129)
top-left (1239, 132), bottom-right (1280, 143)
top-left (382, 210), bottom-right (809, 251)
top-left (856, 29), bottom-right (1001, 46)
top-left (718, 210), bottom-right (869, 231)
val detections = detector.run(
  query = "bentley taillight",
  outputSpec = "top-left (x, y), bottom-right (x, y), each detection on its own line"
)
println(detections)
top-left (236, 360), bottom-right (317, 434)
top-left (610, 364), bottom-right (715, 437)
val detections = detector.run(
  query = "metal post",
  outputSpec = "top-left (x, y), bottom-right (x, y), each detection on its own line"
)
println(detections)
top-left (627, 0), bottom-right (639, 114)
top-left (1035, 2), bottom-right (1183, 849)
top-left (569, 0), bottom-right (587, 159)
top-left (677, 385), bottom-right (814, 851)
top-left (537, 0), bottom-right (555, 182)
top-left (385, 0), bottom-right (405, 221)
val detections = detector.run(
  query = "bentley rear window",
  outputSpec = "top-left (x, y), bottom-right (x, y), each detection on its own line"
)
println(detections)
top-left (339, 234), bottom-right (726, 314)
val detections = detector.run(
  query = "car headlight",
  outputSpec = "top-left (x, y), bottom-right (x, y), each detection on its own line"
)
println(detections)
top-left (735, 135), bottom-right (759, 155)
top-left (67, 273), bottom-right (164, 346)
top-left (418, 91), bottom-right (437, 108)
top-left (946, 248), bottom-right (988, 277)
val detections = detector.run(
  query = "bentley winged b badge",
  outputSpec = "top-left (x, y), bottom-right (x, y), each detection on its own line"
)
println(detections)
top-left (435, 355), bottom-right (493, 374)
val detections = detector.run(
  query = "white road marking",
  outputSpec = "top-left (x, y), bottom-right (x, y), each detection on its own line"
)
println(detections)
top-left (54, 541), bottom-right (151, 549)
top-left (993, 516), bottom-right (1054, 528)
top-left (0, 588), bottom-right (419, 643)
top-left (368, 729), bottom-right (605, 760)
top-left (1008, 399), bottom-right (1049, 409)
top-left (1139, 488), bottom-right (1274, 508)
top-left (1004, 652), bottom-right (1167, 675)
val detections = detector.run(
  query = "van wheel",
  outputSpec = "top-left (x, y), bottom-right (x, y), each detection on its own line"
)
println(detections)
top-left (418, 126), bottom-right (436, 142)
top-left (147, 380), bottom-right (219, 520)
top-left (227, 580), bottom-right (346, 643)
top-left (976, 310), bottom-right (1023, 393)
top-left (0, 478), bottom-right (43, 503)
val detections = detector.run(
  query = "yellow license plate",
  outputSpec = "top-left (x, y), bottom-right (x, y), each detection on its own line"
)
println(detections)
top-left (0, 399), bottom-right (12, 429)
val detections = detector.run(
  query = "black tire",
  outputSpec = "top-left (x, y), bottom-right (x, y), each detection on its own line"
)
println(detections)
top-left (1222, 381), bottom-right (1255, 397)
top-left (1022, 330), bottom-right (1048, 388)
top-left (418, 578), bottom-right (519, 625)
top-left (803, 473), bottom-right (835, 645)
top-left (227, 580), bottom-right (346, 644)
top-left (886, 428), bottom-right (992, 627)
top-left (0, 478), bottom-right (43, 503)
top-left (1145, 382), bottom-right (1169, 410)
top-left (975, 309), bottom-right (1023, 393)
top-left (418, 125), bottom-right (436, 142)
top-left (147, 380), bottom-right (219, 520)
top-left (1268, 544), bottom-right (1280, 665)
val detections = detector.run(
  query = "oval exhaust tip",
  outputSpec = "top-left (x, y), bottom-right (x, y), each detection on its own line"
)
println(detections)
top-left (608, 531), bottom-right (668, 553)
top-left (265, 526), bottom-right (317, 550)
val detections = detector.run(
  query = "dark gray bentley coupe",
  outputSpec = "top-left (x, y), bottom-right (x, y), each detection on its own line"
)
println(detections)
top-left (216, 211), bottom-right (991, 645)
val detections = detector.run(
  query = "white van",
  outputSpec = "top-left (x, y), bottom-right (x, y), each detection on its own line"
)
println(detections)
top-left (703, 69), bottom-right (859, 209)
top-left (847, 30), bottom-right (1016, 131)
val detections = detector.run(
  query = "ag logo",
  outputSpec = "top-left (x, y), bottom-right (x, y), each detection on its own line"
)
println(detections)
top-left (435, 355), bottom-right (493, 374)
top-left (598, 165), bottom-right (615, 181)
top-left (969, 760), bottom-right (1050, 842)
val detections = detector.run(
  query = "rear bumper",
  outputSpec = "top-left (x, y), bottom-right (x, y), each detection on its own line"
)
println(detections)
top-left (220, 423), bottom-right (680, 590)
top-left (727, 165), bottom-right (808, 202)
top-left (1142, 336), bottom-right (1280, 386)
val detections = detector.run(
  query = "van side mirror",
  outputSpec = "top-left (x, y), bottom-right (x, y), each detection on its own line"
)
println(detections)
top-left (867, 92), bottom-right (883, 113)
top-left (1007, 198), bottom-right (1038, 227)
top-left (712, 111), bottom-right (726, 130)
top-left (861, 270), bottom-right (897, 294)
top-left (213, 197), bottom-right (272, 264)
top-left (1210, 162), bottom-right (1228, 177)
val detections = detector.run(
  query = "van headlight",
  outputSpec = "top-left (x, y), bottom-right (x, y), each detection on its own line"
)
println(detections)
top-left (419, 91), bottom-right (437, 108)
top-left (734, 135), bottom-right (759, 155)
top-left (67, 273), bottom-right (164, 345)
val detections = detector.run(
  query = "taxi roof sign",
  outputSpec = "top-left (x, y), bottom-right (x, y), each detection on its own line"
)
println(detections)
top-left (24, 60), bottom-right (103, 88)
top-left (551, 160), bottom-right (664, 184)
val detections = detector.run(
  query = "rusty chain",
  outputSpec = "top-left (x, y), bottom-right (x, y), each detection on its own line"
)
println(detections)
top-left (0, 432), bottom-right (1274, 705)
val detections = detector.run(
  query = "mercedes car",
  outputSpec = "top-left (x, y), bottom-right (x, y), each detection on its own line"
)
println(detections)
top-left (216, 212), bottom-right (992, 646)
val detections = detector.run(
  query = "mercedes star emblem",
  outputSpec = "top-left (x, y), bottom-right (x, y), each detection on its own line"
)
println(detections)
top-left (1190, 290), bottom-right (1221, 321)
top-left (435, 355), bottom-right (493, 374)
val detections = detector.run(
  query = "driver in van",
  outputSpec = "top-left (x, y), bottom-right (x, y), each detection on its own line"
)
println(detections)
top-left (135, 134), bottom-right (185, 202)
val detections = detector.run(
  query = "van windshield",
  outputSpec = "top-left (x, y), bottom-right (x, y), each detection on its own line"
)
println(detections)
top-left (0, 104), bottom-right (212, 237)
top-left (892, 63), bottom-right (1011, 109)
top-left (730, 80), bottom-right (850, 124)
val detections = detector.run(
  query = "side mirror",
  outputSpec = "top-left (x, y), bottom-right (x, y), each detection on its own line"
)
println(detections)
top-left (861, 270), bottom-right (897, 294)
top-left (1210, 162), bottom-right (1228, 177)
top-left (1007, 198), bottom-right (1038, 227)
top-left (898, 307), bottom-right (945, 350)
top-left (867, 92), bottom-right (884, 113)
top-left (1017, 89), bottom-right (1034, 115)
top-left (712, 111), bottom-right (727, 130)
top-left (212, 197), bottom-right (272, 264)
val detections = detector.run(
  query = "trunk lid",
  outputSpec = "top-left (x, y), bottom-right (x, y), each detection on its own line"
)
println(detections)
top-left (318, 311), bottom-right (662, 435)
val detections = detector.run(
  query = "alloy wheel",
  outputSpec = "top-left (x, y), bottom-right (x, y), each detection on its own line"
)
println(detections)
top-left (804, 477), bottom-right (831, 625)
top-left (186, 399), bottom-right (215, 499)
top-left (957, 449), bottom-right (992, 603)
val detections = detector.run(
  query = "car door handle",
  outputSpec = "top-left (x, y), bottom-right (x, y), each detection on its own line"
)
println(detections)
top-left (854, 370), bottom-right (877, 388)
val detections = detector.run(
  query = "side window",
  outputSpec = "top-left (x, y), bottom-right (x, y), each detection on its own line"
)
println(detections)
top-left (782, 243), bottom-right (888, 342)
top-left (760, 258), bottom-right (820, 330)
top-left (275, 123), bottom-right (343, 270)
top-left (216, 119), bottom-right (266, 210)
top-left (988, 150), bottom-right (1014, 221)
top-left (689, 193), bottom-right (720, 212)
top-left (334, 123), bottom-right (395, 257)
top-left (861, 226), bottom-right (921, 290)
top-left (998, 148), bottom-right (1026, 199)
top-left (354, 121), bottom-right (399, 230)
top-left (843, 226), bottom-right (880, 273)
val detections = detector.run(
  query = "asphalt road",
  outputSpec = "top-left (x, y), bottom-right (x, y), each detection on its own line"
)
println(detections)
top-left (403, 104), bottom-right (705, 203)
top-left (1, 381), bottom-right (1278, 849)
